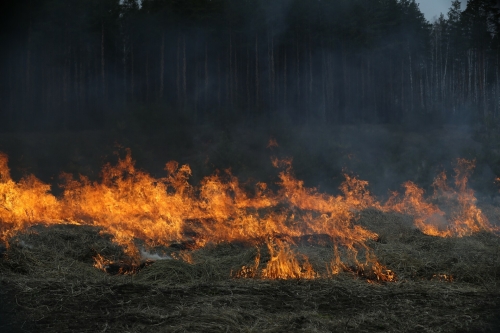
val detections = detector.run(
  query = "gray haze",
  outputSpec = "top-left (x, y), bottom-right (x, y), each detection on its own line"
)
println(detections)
top-left (418, 0), bottom-right (465, 22)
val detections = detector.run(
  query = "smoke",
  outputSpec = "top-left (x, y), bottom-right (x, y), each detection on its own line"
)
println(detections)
top-left (139, 248), bottom-right (171, 261)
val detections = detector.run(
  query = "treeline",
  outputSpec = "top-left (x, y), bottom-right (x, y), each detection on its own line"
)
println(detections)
top-left (1, 0), bottom-right (500, 131)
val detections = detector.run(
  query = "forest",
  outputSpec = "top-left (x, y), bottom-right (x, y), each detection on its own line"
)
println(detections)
top-left (0, 0), bottom-right (499, 131)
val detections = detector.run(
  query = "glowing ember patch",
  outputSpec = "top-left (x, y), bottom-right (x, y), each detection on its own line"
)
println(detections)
top-left (431, 274), bottom-right (454, 282)
top-left (93, 253), bottom-right (153, 275)
top-left (267, 138), bottom-right (279, 148)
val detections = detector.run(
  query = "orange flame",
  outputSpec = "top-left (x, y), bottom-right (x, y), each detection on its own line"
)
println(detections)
top-left (385, 181), bottom-right (447, 236)
top-left (234, 238), bottom-right (318, 280)
top-left (385, 159), bottom-right (497, 237)
top-left (0, 151), bottom-right (495, 281)
top-left (0, 153), bottom-right (62, 244)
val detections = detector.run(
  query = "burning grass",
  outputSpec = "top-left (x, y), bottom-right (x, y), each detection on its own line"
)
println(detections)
top-left (1, 148), bottom-right (500, 331)
top-left (1, 150), bottom-right (496, 278)
top-left (1, 150), bottom-right (397, 281)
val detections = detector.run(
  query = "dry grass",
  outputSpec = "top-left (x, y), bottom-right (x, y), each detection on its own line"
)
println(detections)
top-left (1, 209), bottom-right (500, 332)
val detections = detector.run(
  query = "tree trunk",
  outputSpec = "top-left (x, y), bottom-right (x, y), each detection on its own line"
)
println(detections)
top-left (408, 43), bottom-right (414, 113)
top-left (229, 31), bottom-right (233, 109)
top-left (122, 38), bottom-right (127, 106)
top-left (101, 21), bottom-right (106, 98)
top-left (283, 50), bottom-right (287, 110)
top-left (321, 49), bottom-right (326, 121)
top-left (218, 53), bottom-right (221, 108)
top-left (183, 35), bottom-right (187, 110)
top-left (160, 32), bottom-right (165, 100)
top-left (26, 21), bottom-right (32, 95)
top-left (482, 51), bottom-right (487, 118)
top-left (296, 39), bottom-right (300, 109)
top-left (271, 33), bottom-right (275, 110)
top-left (246, 46), bottom-right (250, 114)
top-left (442, 38), bottom-right (449, 105)
top-left (205, 43), bottom-right (209, 110)
top-left (176, 36), bottom-right (181, 107)
top-left (255, 35), bottom-right (259, 111)
top-left (146, 51), bottom-right (149, 103)
top-left (401, 58), bottom-right (405, 116)
top-left (193, 38), bottom-right (199, 118)
top-left (309, 39), bottom-right (313, 118)
top-left (234, 43), bottom-right (238, 111)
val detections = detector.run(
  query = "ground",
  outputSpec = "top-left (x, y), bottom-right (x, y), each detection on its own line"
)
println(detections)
top-left (1, 209), bottom-right (499, 332)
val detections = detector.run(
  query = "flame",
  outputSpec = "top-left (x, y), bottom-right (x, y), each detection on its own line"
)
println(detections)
top-left (234, 238), bottom-right (318, 279)
top-left (385, 181), bottom-right (447, 236)
top-left (93, 253), bottom-right (151, 274)
top-left (0, 153), bottom-right (62, 244)
top-left (93, 253), bottom-right (110, 271)
top-left (0, 151), bottom-right (495, 281)
top-left (449, 159), bottom-right (494, 236)
top-left (385, 159), bottom-right (497, 237)
top-left (171, 251), bottom-right (194, 264)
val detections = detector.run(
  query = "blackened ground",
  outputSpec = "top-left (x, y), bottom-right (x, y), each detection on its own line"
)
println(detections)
top-left (0, 282), bottom-right (34, 333)
top-left (0, 211), bottom-right (500, 332)
top-left (2, 275), bottom-right (500, 333)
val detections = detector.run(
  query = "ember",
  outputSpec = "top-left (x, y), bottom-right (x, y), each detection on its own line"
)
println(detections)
top-left (93, 254), bottom-right (153, 275)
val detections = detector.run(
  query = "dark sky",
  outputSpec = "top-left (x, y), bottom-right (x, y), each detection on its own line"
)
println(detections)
top-left (418, 0), bottom-right (465, 22)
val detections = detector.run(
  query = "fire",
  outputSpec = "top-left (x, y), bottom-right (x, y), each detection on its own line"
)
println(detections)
top-left (60, 152), bottom-right (193, 256)
top-left (0, 153), bottom-right (62, 244)
top-left (385, 181), bottom-right (447, 236)
top-left (449, 159), bottom-right (493, 236)
top-left (93, 253), bottom-right (152, 275)
top-left (234, 238), bottom-right (318, 279)
top-left (0, 150), bottom-right (495, 281)
top-left (432, 274), bottom-right (454, 282)
top-left (385, 159), bottom-right (497, 237)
